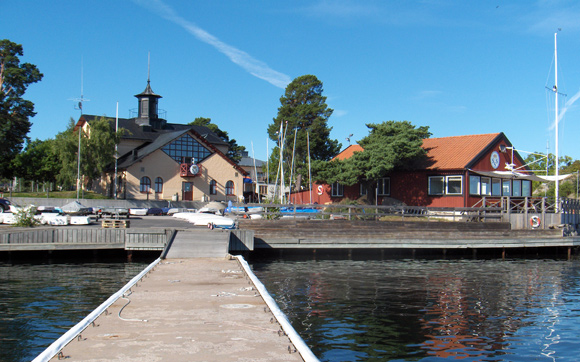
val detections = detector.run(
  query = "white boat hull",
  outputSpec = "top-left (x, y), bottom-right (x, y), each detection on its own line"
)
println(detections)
top-left (173, 212), bottom-right (235, 228)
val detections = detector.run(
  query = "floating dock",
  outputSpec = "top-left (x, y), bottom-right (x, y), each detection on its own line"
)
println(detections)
top-left (35, 256), bottom-right (317, 362)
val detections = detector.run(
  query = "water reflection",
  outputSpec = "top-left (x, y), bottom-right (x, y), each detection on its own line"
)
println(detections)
top-left (0, 260), bottom-right (148, 362)
top-left (251, 258), bottom-right (580, 361)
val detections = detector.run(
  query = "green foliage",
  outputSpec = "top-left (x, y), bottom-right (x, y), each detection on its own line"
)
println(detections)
top-left (311, 121), bottom-right (430, 204)
top-left (0, 39), bottom-right (43, 178)
top-left (11, 138), bottom-right (59, 183)
top-left (314, 121), bottom-right (430, 186)
top-left (9, 190), bottom-right (109, 199)
top-left (524, 152), bottom-right (579, 196)
top-left (188, 117), bottom-right (246, 163)
top-left (12, 206), bottom-right (39, 227)
top-left (53, 117), bottom-right (123, 189)
top-left (53, 119), bottom-right (79, 189)
top-left (267, 75), bottom-right (341, 190)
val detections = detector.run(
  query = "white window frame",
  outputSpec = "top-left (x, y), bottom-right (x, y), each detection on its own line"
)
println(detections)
top-left (428, 176), bottom-right (445, 195)
top-left (331, 182), bottom-right (343, 197)
top-left (445, 176), bottom-right (463, 195)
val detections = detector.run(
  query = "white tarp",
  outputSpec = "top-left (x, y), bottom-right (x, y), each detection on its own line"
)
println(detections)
top-left (468, 169), bottom-right (574, 182)
top-left (61, 201), bottom-right (91, 214)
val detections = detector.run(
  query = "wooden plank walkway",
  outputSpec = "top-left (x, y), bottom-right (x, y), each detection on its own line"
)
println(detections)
top-left (46, 258), bottom-right (309, 362)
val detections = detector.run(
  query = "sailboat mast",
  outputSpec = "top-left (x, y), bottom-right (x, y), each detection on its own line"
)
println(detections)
top-left (554, 32), bottom-right (560, 209)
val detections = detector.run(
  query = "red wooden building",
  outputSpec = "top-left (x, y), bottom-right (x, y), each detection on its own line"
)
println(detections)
top-left (290, 133), bottom-right (532, 207)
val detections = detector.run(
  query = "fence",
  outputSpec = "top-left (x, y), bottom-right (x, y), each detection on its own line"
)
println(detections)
top-left (234, 197), bottom-right (580, 231)
top-left (234, 203), bottom-right (503, 223)
top-left (0, 227), bottom-right (173, 251)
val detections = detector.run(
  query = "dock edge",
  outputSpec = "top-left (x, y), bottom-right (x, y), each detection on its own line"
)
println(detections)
top-left (235, 255), bottom-right (320, 362)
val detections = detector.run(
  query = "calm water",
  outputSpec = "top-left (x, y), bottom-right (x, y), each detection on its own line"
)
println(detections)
top-left (251, 256), bottom-right (580, 361)
top-left (0, 258), bottom-right (149, 362)
top-left (3, 255), bottom-right (580, 362)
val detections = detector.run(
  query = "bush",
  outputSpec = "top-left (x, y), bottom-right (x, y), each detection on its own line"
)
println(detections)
top-left (13, 206), bottom-right (39, 227)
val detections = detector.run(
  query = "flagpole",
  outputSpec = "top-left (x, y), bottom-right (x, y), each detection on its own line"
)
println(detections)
top-left (115, 102), bottom-right (119, 200)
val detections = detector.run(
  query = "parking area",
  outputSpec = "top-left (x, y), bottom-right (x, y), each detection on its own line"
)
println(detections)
top-left (0, 214), bottom-right (200, 230)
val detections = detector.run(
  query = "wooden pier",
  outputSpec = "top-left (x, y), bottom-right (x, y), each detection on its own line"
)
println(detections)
top-left (35, 257), bottom-right (314, 362)
top-left (237, 219), bottom-right (580, 254)
top-left (1, 218), bottom-right (579, 256)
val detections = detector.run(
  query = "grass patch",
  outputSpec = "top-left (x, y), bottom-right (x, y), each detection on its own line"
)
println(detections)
top-left (5, 191), bottom-right (110, 199)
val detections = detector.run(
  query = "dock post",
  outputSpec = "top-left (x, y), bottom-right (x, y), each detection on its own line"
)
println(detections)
top-left (472, 248), bottom-right (477, 259)
top-left (502, 247), bottom-right (506, 260)
top-left (568, 247), bottom-right (572, 261)
top-left (126, 250), bottom-right (133, 262)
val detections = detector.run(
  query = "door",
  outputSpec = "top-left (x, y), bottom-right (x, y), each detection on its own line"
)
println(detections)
top-left (182, 182), bottom-right (193, 201)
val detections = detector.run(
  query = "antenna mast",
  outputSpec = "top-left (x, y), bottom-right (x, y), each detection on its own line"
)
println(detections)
top-left (554, 32), bottom-right (560, 211)
top-left (69, 58), bottom-right (90, 201)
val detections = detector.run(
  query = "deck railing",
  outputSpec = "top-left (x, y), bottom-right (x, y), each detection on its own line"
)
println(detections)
top-left (235, 197), bottom-right (580, 229)
top-left (234, 203), bottom-right (503, 222)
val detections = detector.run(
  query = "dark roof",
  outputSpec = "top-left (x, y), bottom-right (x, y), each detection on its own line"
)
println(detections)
top-left (134, 81), bottom-right (162, 98)
top-left (79, 115), bottom-right (229, 146)
top-left (116, 129), bottom-right (189, 169)
top-left (113, 127), bottom-right (248, 176)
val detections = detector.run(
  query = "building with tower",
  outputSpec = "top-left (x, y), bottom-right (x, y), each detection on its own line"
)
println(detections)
top-left (76, 80), bottom-right (250, 202)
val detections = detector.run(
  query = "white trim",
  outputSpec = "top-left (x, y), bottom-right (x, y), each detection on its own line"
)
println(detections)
top-left (468, 169), bottom-right (573, 182)
top-left (33, 258), bottom-right (162, 362)
top-left (235, 255), bottom-right (320, 362)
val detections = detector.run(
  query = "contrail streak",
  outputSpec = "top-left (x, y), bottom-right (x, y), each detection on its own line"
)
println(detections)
top-left (549, 88), bottom-right (580, 130)
top-left (133, 0), bottom-right (291, 89)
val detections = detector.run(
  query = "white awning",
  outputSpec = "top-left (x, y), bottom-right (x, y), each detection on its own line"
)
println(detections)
top-left (468, 169), bottom-right (574, 182)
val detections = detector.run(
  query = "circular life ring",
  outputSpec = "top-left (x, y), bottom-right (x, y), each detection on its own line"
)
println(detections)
top-left (207, 222), bottom-right (214, 230)
top-left (317, 185), bottom-right (324, 195)
top-left (530, 216), bottom-right (541, 229)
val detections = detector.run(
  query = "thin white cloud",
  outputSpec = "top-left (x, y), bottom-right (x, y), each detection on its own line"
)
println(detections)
top-left (333, 109), bottom-right (348, 117)
top-left (549, 88), bottom-right (580, 130)
top-left (132, 0), bottom-right (291, 89)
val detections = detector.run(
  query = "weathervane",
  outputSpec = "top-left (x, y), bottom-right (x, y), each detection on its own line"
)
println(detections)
top-left (346, 134), bottom-right (353, 145)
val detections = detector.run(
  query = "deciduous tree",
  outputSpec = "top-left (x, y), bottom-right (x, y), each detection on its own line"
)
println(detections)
top-left (53, 117), bottom-right (123, 190)
top-left (188, 117), bottom-right (245, 163)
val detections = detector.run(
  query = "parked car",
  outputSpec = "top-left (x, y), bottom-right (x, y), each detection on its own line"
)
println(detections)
top-left (0, 198), bottom-right (12, 213)
top-left (147, 207), bottom-right (163, 215)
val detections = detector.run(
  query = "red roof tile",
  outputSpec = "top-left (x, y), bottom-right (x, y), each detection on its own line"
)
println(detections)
top-left (333, 133), bottom-right (502, 170)
top-left (333, 144), bottom-right (364, 161)
top-left (422, 133), bottom-right (501, 170)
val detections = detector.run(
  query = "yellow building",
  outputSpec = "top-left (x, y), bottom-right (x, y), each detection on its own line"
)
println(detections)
top-left (78, 80), bottom-right (248, 202)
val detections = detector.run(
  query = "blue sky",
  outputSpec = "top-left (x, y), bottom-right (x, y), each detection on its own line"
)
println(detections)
top-left (3, 0), bottom-right (580, 163)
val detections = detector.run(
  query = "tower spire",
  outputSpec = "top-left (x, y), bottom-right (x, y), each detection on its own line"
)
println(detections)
top-left (134, 53), bottom-right (162, 129)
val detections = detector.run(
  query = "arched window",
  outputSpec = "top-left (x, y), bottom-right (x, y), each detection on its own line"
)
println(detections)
top-left (225, 180), bottom-right (234, 195)
top-left (209, 180), bottom-right (217, 195)
top-left (155, 177), bottom-right (163, 193)
top-left (140, 177), bottom-right (151, 193)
